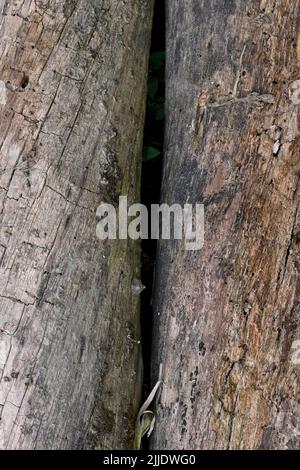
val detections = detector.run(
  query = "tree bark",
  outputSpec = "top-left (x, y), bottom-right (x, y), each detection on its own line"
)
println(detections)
top-left (152, 0), bottom-right (300, 450)
top-left (0, 0), bottom-right (153, 449)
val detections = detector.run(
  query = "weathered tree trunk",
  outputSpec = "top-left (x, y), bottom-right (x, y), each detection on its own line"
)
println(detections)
top-left (0, 0), bottom-right (153, 449)
top-left (152, 0), bottom-right (300, 450)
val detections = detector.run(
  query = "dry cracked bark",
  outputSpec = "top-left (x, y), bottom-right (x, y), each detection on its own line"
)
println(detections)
top-left (151, 0), bottom-right (300, 450)
top-left (0, 0), bottom-right (153, 449)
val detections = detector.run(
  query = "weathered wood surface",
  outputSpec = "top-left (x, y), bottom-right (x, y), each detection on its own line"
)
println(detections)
top-left (152, 0), bottom-right (300, 450)
top-left (0, 0), bottom-right (153, 449)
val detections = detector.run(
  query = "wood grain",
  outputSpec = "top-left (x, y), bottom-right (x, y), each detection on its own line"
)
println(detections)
top-left (0, 0), bottom-right (153, 449)
top-left (151, 0), bottom-right (300, 450)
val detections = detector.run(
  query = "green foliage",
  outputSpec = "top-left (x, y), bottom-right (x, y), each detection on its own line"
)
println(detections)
top-left (143, 51), bottom-right (165, 161)
top-left (148, 78), bottom-right (159, 100)
top-left (148, 97), bottom-right (164, 121)
top-left (149, 51), bottom-right (166, 71)
top-left (143, 146), bottom-right (161, 162)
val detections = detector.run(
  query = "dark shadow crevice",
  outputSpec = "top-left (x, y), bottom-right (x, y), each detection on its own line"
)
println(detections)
top-left (140, 0), bottom-right (165, 441)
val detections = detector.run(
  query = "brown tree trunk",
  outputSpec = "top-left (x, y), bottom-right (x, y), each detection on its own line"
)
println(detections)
top-left (151, 0), bottom-right (300, 450)
top-left (0, 0), bottom-right (153, 449)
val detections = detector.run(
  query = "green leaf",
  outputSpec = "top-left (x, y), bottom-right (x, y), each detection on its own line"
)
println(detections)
top-left (148, 78), bottom-right (159, 100)
top-left (149, 51), bottom-right (165, 71)
top-left (143, 146), bottom-right (161, 161)
top-left (148, 99), bottom-right (164, 121)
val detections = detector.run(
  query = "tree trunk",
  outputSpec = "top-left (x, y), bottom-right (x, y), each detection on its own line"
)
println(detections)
top-left (152, 0), bottom-right (300, 450)
top-left (0, 0), bottom-right (153, 449)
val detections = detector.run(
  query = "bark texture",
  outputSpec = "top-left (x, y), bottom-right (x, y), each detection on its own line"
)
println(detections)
top-left (0, 0), bottom-right (153, 449)
top-left (152, 0), bottom-right (300, 450)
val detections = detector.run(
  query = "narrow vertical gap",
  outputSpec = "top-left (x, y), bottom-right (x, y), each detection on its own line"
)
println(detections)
top-left (140, 0), bottom-right (165, 429)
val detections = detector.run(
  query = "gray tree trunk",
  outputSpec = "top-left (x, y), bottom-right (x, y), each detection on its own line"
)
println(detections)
top-left (0, 0), bottom-right (153, 449)
top-left (151, 0), bottom-right (300, 450)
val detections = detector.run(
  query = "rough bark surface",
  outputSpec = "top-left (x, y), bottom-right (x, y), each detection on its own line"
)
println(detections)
top-left (152, 0), bottom-right (300, 450)
top-left (0, 0), bottom-right (153, 449)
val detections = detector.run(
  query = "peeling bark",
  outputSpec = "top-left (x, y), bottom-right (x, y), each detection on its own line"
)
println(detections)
top-left (0, 0), bottom-right (153, 449)
top-left (152, 0), bottom-right (300, 450)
